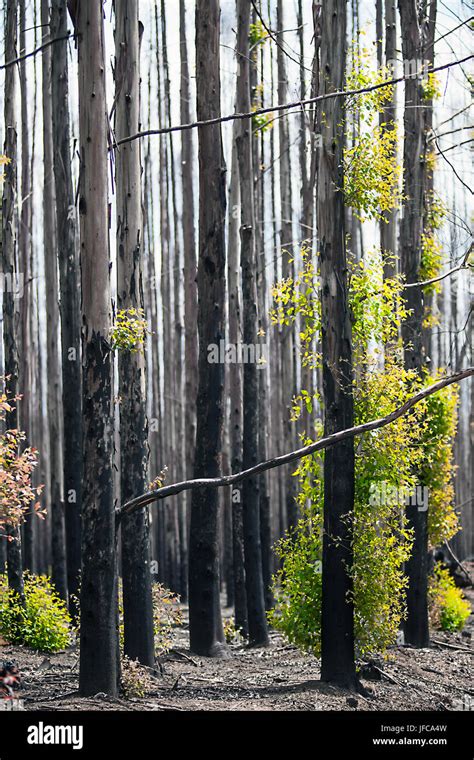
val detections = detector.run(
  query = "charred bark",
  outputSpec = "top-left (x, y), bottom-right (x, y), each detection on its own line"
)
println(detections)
top-left (2, 0), bottom-right (24, 604)
top-left (188, 0), bottom-right (227, 658)
top-left (75, 0), bottom-right (119, 697)
top-left (317, 0), bottom-right (358, 690)
top-left (236, 0), bottom-right (269, 647)
top-left (51, 0), bottom-right (82, 618)
top-left (115, 0), bottom-right (155, 668)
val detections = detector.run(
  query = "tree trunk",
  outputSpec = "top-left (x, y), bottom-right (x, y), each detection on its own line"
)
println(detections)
top-left (115, 0), bottom-right (155, 668)
top-left (188, 0), bottom-right (227, 658)
top-left (236, 0), bottom-right (269, 647)
top-left (179, 0), bottom-right (196, 603)
top-left (276, 0), bottom-right (298, 531)
top-left (380, 0), bottom-right (398, 280)
top-left (398, 0), bottom-right (431, 649)
top-left (227, 124), bottom-right (248, 636)
top-left (51, 0), bottom-right (82, 618)
top-left (41, 0), bottom-right (68, 602)
top-left (75, 0), bottom-right (119, 697)
top-left (18, 0), bottom-right (35, 573)
top-left (317, 0), bottom-right (357, 690)
top-left (2, 0), bottom-right (24, 604)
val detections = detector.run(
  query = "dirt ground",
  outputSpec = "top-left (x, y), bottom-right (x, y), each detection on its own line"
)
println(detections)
top-left (1, 587), bottom-right (472, 712)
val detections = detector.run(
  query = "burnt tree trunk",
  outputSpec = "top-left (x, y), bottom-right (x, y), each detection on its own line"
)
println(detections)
top-left (42, 0), bottom-right (68, 602)
top-left (18, 0), bottom-right (35, 572)
top-left (236, 0), bottom-right (269, 647)
top-left (317, 0), bottom-right (358, 691)
top-left (51, 0), bottom-right (82, 618)
top-left (227, 123), bottom-right (248, 636)
top-left (188, 0), bottom-right (227, 658)
top-left (398, 0), bottom-right (431, 649)
top-left (2, 0), bottom-right (24, 604)
top-left (75, 0), bottom-right (119, 697)
top-left (179, 0), bottom-right (196, 603)
top-left (115, 0), bottom-right (155, 668)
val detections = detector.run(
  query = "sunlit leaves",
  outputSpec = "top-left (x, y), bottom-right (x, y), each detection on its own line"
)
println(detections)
top-left (344, 124), bottom-right (402, 221)
top-left (110, 307), bottom-right (148, 352)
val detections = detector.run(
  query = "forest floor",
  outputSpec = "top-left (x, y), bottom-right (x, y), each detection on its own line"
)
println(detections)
top-left (2, 583), bottom-right (472, 712)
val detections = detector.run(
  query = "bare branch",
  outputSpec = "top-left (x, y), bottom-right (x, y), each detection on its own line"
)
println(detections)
top-left (113, 54), bottom-right (474, 148)
top-left (119, 367), bottom-right (474, 519)
top-left (404, 245), bottom-right (472, 288)
top-left (0, 33), bottom-right (72, 71)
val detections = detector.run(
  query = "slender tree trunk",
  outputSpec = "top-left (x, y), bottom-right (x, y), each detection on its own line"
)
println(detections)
top-left (179, 0), bottom-right (196, 604)
top-left (155, 4), bottom-right (175, 591)
top-left (236, 0), bottom-right (269, 647)
top-left (75, 0), bottom-right (119, 697)
top-left (2, 0), bottom-right (24, 604)
top-left (18, 0), bottom-right (35, 573)
top-left (227, 124), bottom-right (248, 635)
top-left (188, 0), bottom-right (227, 658)
top-left (318, 0), bottom-right (357, 690)
top-left (51, 0), bottom-right (82, 618)
top-left (380, 0), bottom-right (398, 280)
top-left (421, 0), bottom-right (437, 363)
top-left (276, 0), bottom-right (298, 531)
top-left (161, 0), bottom-right (184, 597)
top-left (115, 0), bottom-right (155, 668)
top-left (398, 0), bottom-right (430, 649)
top-left (41, 0), bottom-right (68, 602)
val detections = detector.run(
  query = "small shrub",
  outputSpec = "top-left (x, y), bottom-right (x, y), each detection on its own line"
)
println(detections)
top-left (118, 580), bottom-right (182, 657)
top-left (223, 616), bottom-right (244, 644)
top-left (0, 573), bottom-right (71, 652)
top-left (151, 583), bottom-right (182, 655)
top-left (429, 564), bottom-right (471, 632)
top-left (121, 655), bottom-right (153, 699)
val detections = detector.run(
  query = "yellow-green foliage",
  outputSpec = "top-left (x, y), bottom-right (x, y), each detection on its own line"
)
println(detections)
top-left (417, 381), bottom-right (459, 546)
top-left (346, 44), bottom-right (394, 115)
top-left (344, 126), bottom-right (402, 221)
top-left (343, 45), bottom-right (402, 221)
top-left (271, 246), bottom-right (321, 371)
top-left (110, 307), bottom-right (148, 352)
top-left (0, 573), bottom-right (71, 652)
top-left (429, 565), bottom-right (470, 632)
top-left (270, 249), bottom-right (459, 658)
top-left (249, 19), bottom-right (268, 48)
top-left (223, 616), bottom-right (244, 644)
top-left (118, 580), bottom-right (182, 657)
top-left (419, 194), bottom-right (446, 296)
top-left (422, 72), bottom-right (441, 101)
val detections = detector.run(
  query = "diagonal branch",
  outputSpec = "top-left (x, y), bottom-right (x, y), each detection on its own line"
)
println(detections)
top-left (113, 54), bottom-right (474, 148)
top-left (0, 33), bottom-right (72, 70)
top-left (119, 367), bottom-right (474, 520)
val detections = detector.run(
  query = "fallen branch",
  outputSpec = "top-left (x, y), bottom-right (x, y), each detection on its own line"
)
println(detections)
top-left (119, 367), bottom-right (474, 519)
top-left (431, 639), bottom-right (473, 654)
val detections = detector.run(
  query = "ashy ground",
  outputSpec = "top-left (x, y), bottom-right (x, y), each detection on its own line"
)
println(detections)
top-left (1, 589), bottom-right (472, 712)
